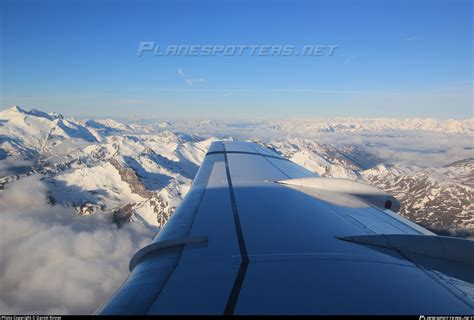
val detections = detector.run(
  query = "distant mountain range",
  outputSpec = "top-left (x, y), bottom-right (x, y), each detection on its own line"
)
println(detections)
top-left (1, 106), bottom-right (472, 236)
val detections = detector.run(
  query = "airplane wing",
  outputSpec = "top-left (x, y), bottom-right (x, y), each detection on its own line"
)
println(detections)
top-left (97, 141), bottom-right (474, 315)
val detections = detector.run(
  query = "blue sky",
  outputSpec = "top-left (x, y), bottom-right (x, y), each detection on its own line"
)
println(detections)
top-left (1, 0), bottom-right (472, 119)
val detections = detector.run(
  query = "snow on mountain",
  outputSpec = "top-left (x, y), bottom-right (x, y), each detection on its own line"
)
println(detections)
top-left (362, 160), bottom-right (474, 235)
top-left (0, 107), bottom-right (214, 228)
top-left (0, 106), bottom-right (98, 156)
top-left (264, 138), bottom-right (473, 235)
top-left (265, 138), bottom-right (381, 179)
top-left (0, 106), bottom-right (472, 236)
top-left (84, 119), bottom-right (133, 135)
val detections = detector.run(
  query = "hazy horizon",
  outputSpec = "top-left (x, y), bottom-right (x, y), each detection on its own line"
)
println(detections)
top-left (1, 104), bottom-right (473, 121)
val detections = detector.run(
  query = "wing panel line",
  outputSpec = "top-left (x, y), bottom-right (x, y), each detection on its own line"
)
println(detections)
top-left (146, 186), bottom-right (209, 314)
top-left (260, 150), bottom-right (291, 179)
top-left (206, 150), bottom-right (289, 162)
top-left (223, 144), bottom-right (250, 315)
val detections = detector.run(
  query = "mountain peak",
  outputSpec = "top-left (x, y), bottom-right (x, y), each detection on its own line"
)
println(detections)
top-left (1, 106), bottom-right (63, 120)
top-left (0, 106), bottom-right (28, 118)
top-left (4, 105), bottom-right (27, 113)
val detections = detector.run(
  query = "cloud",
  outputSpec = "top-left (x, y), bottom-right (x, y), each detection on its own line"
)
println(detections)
top-left (0, 175), bottom-right (156, 314)
top-left (185, 78), bottom-right (207, 86)
top-left (176, 68), bottom-right (207, 86)
top-left (403, 36), bottom-right (417, 41)
top-left (162, 120), bottom-right (473, 167)
top-left (0, 158), bottom-right (34, 178)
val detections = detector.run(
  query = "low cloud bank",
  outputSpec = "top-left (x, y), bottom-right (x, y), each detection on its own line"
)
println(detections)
top-left (0, 175), bottom-right (156, 314)
top-left (160, 122), bottom-right (474, 167)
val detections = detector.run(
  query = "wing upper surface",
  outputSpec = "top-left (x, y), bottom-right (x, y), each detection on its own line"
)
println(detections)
top-left (97, 141), bottom-right (474, 315)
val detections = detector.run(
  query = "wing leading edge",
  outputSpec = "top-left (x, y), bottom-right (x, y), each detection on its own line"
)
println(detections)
top-left (97, 141), bottom-right (474, 315)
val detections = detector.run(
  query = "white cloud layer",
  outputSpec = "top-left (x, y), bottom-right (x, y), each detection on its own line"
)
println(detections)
top-left (0, 158), bottom-right (34, 178)
top-left (159, 120), bottom-right (473, 167)
top-left (0, 175), bottom-right (155, 314)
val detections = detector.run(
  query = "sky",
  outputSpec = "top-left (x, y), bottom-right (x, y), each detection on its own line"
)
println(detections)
top-left (1, 0), bottom-right (473, 119)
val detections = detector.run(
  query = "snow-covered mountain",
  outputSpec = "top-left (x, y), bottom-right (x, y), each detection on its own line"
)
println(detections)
top-left (0, 106), bottom-right (214, 227)
top-left (1, 106), bottom-right (472, 235)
